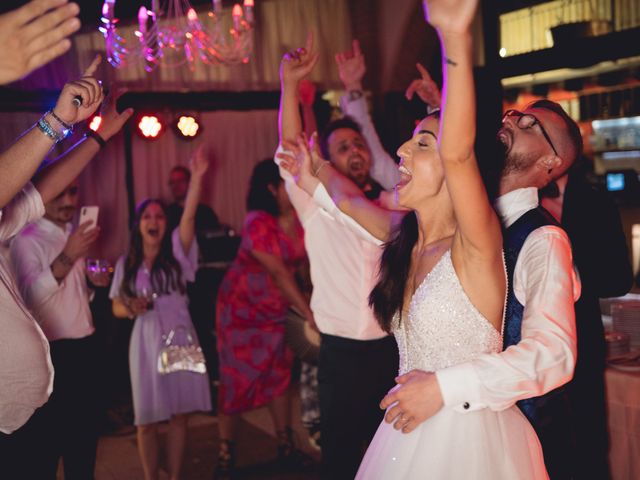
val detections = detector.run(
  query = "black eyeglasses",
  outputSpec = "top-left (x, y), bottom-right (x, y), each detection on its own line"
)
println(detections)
top-left (502, 109), bottom-right (558, 157)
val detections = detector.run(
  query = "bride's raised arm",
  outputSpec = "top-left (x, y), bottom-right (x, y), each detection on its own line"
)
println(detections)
top-left (427, 0), bottom-right (502, 260)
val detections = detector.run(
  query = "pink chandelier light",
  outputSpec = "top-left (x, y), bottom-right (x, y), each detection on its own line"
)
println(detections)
top-left (100, 0), bottom-right (255, 72)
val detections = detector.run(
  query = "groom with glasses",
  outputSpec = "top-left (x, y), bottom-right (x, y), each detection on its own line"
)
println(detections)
top-left (502, 109), bottom-right (560, 157)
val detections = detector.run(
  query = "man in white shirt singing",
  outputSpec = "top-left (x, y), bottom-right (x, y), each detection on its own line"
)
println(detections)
top-left (276, 34), bottom-right (400, 479)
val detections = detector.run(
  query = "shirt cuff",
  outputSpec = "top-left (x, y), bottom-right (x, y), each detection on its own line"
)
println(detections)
top-left (340, 93), bottom-right (367, 117)
top-left (435, 362), bottom-right (486, 412)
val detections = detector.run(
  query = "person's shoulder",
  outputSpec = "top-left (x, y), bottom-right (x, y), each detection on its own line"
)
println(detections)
top-left (12, 220), bottom-right (45, 247)
top-left (524, 225), bottom-right (571, 255)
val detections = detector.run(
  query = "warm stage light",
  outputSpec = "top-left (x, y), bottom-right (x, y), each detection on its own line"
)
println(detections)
top-left (89, 116), bottom-right (102, 131)
top-left (175, 115), bottom-right (201, 138)
top-left (138, 115), bottom-right (163, 138)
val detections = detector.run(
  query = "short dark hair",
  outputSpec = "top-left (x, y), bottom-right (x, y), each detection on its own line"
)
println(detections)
top-left (170, 165), bottom-right (191, 181)
top-left (246, 159), bottom-right (282, 216)
top-left (527, 99), bottom-right (583, 161)
top-left (318, 115), bottom-right (362, 159)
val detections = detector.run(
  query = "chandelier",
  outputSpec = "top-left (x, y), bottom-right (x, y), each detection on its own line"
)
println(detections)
top-left (100, 0), bottom-right (255, 71)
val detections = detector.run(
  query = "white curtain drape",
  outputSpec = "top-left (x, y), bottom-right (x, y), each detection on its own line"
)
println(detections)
top-left (131, 109), bottom-right (280, 230)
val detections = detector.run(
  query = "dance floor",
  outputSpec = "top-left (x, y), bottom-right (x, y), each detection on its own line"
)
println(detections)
top-left (58, 391), bottom-right (321, 479)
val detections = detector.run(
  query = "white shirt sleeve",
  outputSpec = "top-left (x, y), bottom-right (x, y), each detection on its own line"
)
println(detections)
top-left (311, 183), bottom-right (383, 246)
top-left (0, 183), bottom-right (45, 242)
top-left (340, 94), bottom-right (400, 190)
top-left (9, 233), bottom-right (60, 312)
top-left (274, 145), bottom-right (318, 225)
top-left (436, 226), bottom-right (580, 412)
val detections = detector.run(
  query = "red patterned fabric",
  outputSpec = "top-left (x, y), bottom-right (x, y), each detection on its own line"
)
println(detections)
top-left (216, 211), bottom-right (305, 414)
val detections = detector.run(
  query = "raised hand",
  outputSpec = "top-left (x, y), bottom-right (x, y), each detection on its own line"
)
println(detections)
top-left (278, 138), bottom-right (309, 184)
top-left (53, 55), bottom-right (105, 125)
top-left (277, 133), bottom-right (322, 194)
top-left (335, 39), bottom-right (366, 91)
top-left (405, 63), bottom-right (441, 108)
top-left (0, 0), bottom-right (81, 85)
top-left (189, 144), bottom-right (210, 179)
top-left (298, 79), bottom-right (317, 107)
top-left (96, 87), bottom-right (134, 141)
top-left (422, 0), bottom-right (479, 34)
top-left (280, 31), bottom-right (320, 88)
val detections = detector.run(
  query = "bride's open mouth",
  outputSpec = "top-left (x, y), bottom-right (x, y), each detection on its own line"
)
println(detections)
top-left (396, 164), bottom-right (412, 190)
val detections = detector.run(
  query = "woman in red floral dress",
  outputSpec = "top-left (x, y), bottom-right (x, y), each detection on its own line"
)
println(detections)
top-left (215, 159), bottom-right (314, 476)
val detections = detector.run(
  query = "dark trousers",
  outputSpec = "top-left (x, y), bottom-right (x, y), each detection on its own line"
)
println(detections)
top-left (318, 333), bottom-right (398, 480)
top-left (0, 335), bottom-right (100, 479)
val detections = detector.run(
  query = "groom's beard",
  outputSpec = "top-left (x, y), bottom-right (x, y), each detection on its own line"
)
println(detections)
top-left (502, 147), bottom-right (537, 176)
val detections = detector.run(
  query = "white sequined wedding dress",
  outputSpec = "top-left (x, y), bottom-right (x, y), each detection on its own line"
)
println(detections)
top-left (356, 250), bottom-right (548, 479)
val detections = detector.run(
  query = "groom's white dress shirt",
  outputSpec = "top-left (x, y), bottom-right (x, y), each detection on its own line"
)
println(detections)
top-left (436, 187), bottom-right (580, 412)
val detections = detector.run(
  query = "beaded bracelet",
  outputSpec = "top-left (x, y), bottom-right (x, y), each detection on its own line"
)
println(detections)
top-left (48, 110), bottom-right (73, 132)
top-left (37, 117), bottom-right (65, 143)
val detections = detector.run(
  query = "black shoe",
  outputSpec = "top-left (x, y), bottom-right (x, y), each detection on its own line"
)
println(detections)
top-left (277, 427), bottom-right (315, 471)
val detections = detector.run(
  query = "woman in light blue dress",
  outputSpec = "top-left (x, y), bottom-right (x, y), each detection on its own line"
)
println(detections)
top-left (110, 149), bottom-right (211, 480)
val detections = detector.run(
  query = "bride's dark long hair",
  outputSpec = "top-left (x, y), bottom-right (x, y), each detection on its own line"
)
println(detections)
top-left (369, 109), bottom-right (441, 333)
top-left (369, 211), bottom-right (417, 333)
top-left (120, 199), bottom-right (185, 299)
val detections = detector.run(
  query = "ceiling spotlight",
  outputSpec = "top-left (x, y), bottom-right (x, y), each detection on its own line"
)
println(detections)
top-left (138, 115), bottom-right (163, 139)
top-left (175, 115), bottom-right (201, 139)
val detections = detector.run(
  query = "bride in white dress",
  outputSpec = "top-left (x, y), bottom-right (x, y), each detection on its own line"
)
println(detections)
top-left (278, 0), bottom-right (548, 478)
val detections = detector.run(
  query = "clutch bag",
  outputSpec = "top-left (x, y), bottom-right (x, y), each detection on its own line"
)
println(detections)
top-left (157, 326), bottom-right (207, 375)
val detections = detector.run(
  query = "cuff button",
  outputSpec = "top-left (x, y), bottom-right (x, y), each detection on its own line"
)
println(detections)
top-left (463, 402), bottom-right (470, 410)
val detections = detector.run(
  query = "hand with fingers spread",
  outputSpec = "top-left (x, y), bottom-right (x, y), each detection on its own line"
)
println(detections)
top-left (335, 39), bottom-right (366, 91)
top-left (53, 55), bottom-right (104, 126)
top-left (379, 370), bottom-right (443, 434)
top-left (95, 87), bottom-right (134, 141)
top-left (277, 134), bottom-right (322, 194)
top-left (280, 31), bottom-right (320, 88)
top-left (405, 63), bottom-right (441, 109)
top-left (0, 0), bottom-right (81, 85)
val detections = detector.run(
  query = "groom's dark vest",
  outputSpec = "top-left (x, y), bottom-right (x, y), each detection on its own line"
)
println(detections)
top-left (504, 206), bottom-right (576, 480)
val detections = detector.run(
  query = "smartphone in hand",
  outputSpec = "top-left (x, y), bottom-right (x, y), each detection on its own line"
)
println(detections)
top-left (79, 206), bottom-right (99, 230)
